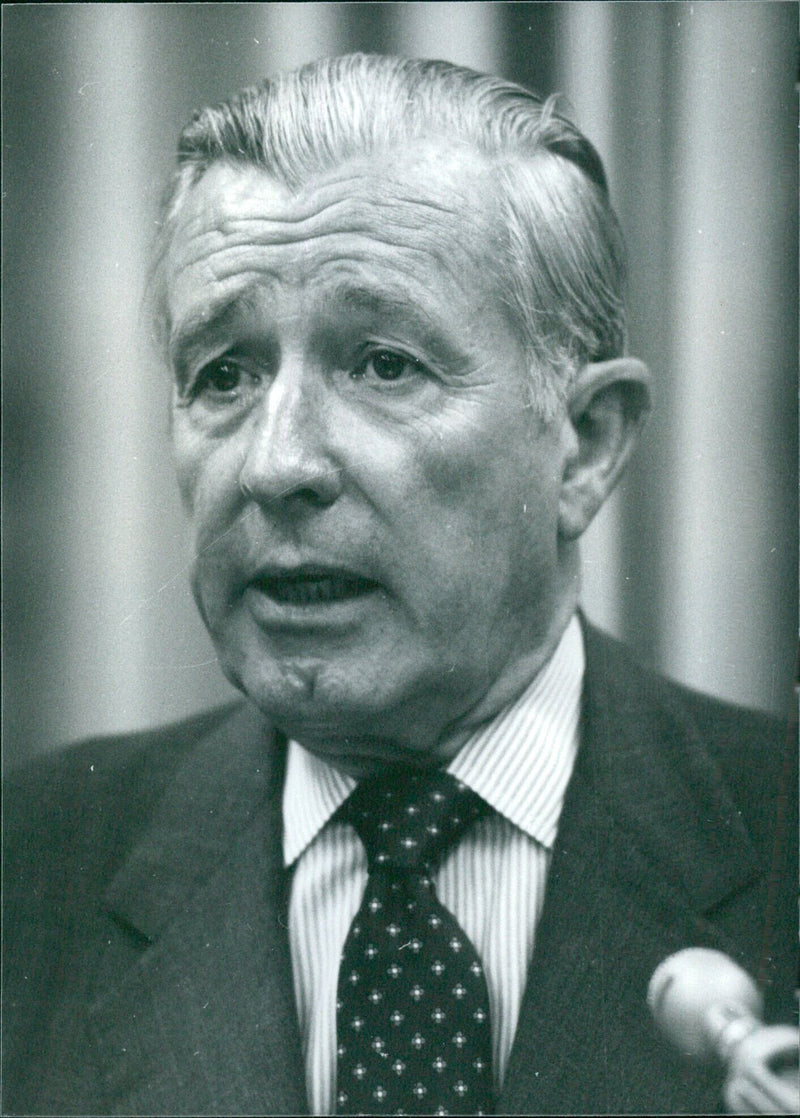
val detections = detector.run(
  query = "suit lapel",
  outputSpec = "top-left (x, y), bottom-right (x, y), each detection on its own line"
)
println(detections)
top-left (499, 625), bottom-right (760, 1114)
top-left (78, 625), bottom-right (762, 1115)
top-left (87, 703), bottom-right (308, 1116)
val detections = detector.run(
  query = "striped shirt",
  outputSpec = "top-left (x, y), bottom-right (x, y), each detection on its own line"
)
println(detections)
top-left (283, 615), bottom-right (584, 1115)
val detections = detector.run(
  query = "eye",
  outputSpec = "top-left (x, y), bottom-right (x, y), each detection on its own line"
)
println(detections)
top-left (352, 348), bottom-right (427, 384)
top-left (190, 357), bottom-right (257, 400)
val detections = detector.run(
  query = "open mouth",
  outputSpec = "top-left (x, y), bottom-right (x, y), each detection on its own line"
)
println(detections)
top-left (253, 568), bottom-right (381, 606)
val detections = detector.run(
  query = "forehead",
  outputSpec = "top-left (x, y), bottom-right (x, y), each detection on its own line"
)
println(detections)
top-left (164, 141), bottom-right (507, 330)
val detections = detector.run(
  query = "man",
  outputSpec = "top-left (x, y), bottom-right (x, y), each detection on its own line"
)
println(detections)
top-left (4, 55), bottom-right (796, 1116)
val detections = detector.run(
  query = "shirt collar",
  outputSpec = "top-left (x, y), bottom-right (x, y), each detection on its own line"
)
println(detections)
top-left (283, 615), bottom-right (584, 866)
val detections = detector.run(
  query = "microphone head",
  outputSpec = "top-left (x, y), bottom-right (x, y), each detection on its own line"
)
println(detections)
top-left (648, 947), bottom-right (763, 1059)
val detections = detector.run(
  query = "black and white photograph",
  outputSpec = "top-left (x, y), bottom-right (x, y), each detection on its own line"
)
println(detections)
top-left (3, 3), bottom-right (798, 1114)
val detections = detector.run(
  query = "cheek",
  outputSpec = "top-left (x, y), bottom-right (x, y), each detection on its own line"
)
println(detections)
top-left (173, 452), bottom-right (199, 515)
top-left (409, 406), bottom-right (544, 526)
top-left (171, 418), bottom-right (202, 508)
top-left (377, 419), bottom-right (540, 600)
top-left (171, 423), bottom-right (242, 545)
top-left (414, 414), bottom-right (562, 613)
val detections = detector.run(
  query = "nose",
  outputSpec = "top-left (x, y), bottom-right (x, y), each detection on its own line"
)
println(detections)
top-left (238, 360), bottom-right (342, 509)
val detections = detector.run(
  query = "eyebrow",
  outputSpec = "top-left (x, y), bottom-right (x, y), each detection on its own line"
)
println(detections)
top-left (338, 283), bottom-right (415, 318)
top-left (169, 292), bottom-right (259, 389)
top-left (333, 282), bottom-right (468, 370)
top-left (169, 276), bottom-right (471, 386)
top-left (336, 282), bottom-right (441, 332)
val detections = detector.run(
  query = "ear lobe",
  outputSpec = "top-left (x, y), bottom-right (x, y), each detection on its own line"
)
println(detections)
top-left (558, 357), bottom-right (652, 541)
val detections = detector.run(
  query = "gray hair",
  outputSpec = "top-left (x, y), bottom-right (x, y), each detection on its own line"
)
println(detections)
top-left (152, 53), bottom-right (627, 419)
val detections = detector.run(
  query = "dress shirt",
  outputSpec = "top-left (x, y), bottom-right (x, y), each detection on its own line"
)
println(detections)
top-left (283, 615), bottom-right (584, 1115)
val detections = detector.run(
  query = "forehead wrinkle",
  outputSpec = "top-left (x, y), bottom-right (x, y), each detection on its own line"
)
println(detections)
top-left (174, 197), bottom-right (358, 269)
top-left (190, 194), bottom-right (496, 296)
top-left (174, 201), bottom-right (475, 274)
top-left (173, 231), bottom-right (462, 308)
top-left (198, 157), bottom-right (490, 226)
top-left (173, 171), bottom-right (451, 268)
top-left (170, 220), bottom-right (445, 302)
top-left (174, 161), bottom-right (499, 273)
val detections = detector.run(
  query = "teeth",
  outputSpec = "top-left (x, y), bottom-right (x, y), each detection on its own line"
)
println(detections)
top-left (263, 574), bottom-right (375, 604)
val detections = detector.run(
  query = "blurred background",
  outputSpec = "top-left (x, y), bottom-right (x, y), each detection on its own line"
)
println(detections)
top-left (3, 2), bottom-right (797, 765)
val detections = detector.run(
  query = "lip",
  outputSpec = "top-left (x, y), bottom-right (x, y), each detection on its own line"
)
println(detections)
top-left (245, 563), bottom-right (384, 620)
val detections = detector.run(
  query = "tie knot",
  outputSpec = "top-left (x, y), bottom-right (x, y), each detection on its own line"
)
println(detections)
top-left (338, 769), bottom-right (487, 876)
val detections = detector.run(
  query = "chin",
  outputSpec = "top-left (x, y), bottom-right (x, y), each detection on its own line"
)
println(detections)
top-left (223, 641), bottom-right (389, 730)
top-left (212, 614), bottom-right (477, 755)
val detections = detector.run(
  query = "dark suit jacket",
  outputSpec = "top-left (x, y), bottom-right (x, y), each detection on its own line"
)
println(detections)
top-left (3, 625), bottom-right (797, 1115)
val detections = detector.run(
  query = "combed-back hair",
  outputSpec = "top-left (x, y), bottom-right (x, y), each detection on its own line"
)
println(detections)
top-left (152, 53), bottom-right (627, 419)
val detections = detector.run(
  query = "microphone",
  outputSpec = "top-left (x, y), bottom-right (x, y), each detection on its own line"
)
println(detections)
top-left (648, 948), bottom-right (799, 1114)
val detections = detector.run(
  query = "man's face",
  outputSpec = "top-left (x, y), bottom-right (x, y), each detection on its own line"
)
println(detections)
top-left (167, 142), bottom-right (573, 774)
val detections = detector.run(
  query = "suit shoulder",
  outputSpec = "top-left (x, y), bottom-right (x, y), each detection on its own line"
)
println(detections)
top-left (4, 702), bottom-right (242, 845)
top-left (582, 621), bottom-right (795, 843)
top-left (583, 622), bottom-right (788, 751)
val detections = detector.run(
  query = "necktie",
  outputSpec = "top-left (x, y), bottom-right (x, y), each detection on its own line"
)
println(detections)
top-left (334, 769), bottom-right (494, 1116)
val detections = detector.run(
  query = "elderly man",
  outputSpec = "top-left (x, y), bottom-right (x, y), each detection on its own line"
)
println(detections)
top-left (4, 55), bottom-right (796, 1117)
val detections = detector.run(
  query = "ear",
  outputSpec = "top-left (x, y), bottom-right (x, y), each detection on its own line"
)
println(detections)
top-left (558, 357), bottom-right (651, 541)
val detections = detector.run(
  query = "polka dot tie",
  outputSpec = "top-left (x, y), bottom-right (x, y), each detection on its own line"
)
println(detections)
top-left (334, 769), bottom-right (494, 1116)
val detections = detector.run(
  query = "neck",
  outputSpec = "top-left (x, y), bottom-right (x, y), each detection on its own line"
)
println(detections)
top-left (293, 606), bottom-right (581, 781)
